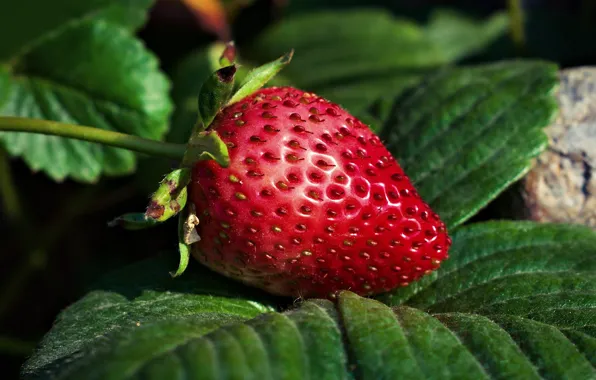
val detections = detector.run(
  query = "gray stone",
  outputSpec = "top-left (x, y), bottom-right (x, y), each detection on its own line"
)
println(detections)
top-left (523, 67), bottom-right (596, 227)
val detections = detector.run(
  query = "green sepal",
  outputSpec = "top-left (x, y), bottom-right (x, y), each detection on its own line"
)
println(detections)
top-left (172, 204), bottom-right (200, 277)
top-left (198, 64), bottom-right (237, 129)
top-left (182, 130), bottom-right (230, 168)
top-left (145, 168), bottom-right (191, 222)
top-left (107, 213), bottom-right (158, 230)
top-left (227, 50), bottom-right (294, 105)
top-left (219, 41), bottom-right (237, 67)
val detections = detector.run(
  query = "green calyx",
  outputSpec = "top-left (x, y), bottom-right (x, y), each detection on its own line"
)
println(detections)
top-left (183, 45), bottom-right (293, 169)
top-left (182, 130), bottom-right (230, 168)
top-left (109, 44), bottom-right (294, 279)
top-left (197, 65), bottom-right (237, 129)
top-left (109, 168), bottom-right (191, 230)
top-left (145, 168), bottom-right (191, 222)
top-left (173, 204), bottom-right (200, 278)
top-left (107, 213), bottom-right (158, 230)
top-left (0, 42), bottom-right (294, 279)
top-left (228, 49), bottom-right (294, 105)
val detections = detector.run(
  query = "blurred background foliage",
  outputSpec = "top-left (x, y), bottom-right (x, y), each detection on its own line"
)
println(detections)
top-left (1, 0), bottom-right (596, 377)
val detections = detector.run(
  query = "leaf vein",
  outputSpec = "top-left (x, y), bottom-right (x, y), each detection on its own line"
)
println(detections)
top-left (427, 271), bottom-right (595, 312)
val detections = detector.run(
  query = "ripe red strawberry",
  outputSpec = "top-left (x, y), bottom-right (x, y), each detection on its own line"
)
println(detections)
top-left (190, 87), bottom-right (450, 298)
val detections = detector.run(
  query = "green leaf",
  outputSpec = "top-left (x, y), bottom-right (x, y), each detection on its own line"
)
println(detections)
top-left (227, 50), bottom-right (293, 105)
top-left (95, 0), bottom-right (155, 31)
top-left (198, 65), bottom-right (237, 128)
top-left (22, 254), bottom-right (277, 379)
top-left (377, 221), bottom-right (596, 307)
top-left (169, 9), bottom-right (506, 144)
top-left (0, 0), bottom-right (154, 60)
top-left (393, 307), bottom-right (489, 379)
top-left (26, 223), bottom-right (596, 379)
top-left (485, 315), bottom-right (594, 379)
top-left (377, 221), bottom-right (596, 373)
top-left (424, 9), bottom-right (508, 63)
top-left (338, 292), bottom-right (424, 379)
top-left (378, 61), bottom-right (558, 228)
top-left (436, 313), bottom-right (540, 379)
top-left (0, 20), bottom-right (172, 182)
top-left (248, 9), bottom-right (508, 113)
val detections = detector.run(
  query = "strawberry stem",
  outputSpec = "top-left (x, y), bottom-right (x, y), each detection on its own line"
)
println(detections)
top-left (507, 0), bottom-right (526, 49)
top-left (0, 117), bottom-right (187, 160)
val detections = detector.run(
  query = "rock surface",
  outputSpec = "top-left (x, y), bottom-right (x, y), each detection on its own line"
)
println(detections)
top-left (523, 67), bottom-right (596, 227)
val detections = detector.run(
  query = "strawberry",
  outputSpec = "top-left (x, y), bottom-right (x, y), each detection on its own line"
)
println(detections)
top-left (107, 49), bottom-right (451, 298)
top-left (189, 87), bottom-right (451, 298)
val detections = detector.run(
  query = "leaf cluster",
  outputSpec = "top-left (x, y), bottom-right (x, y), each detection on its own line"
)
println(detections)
top-left (1, 3), bottom-right (593, 379)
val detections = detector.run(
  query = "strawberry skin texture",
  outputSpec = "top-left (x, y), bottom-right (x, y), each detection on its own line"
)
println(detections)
top-left (190, 87), bottom-right (450, 298)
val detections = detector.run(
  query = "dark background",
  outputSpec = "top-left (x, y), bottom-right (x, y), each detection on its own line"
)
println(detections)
top-left (1, 0), bottom-right (596, 377)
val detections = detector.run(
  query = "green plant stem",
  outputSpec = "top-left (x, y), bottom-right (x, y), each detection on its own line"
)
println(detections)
top-left (0, 118), bottom-right (186, 320)
top-left (508, 0), bottom-right (526, 50)
top-left (0, 117), bottom-right (186, 160)
top-left (0, 118), bottom-right (187, 321)
top-left (0, 335), bottom-right (36, 356)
